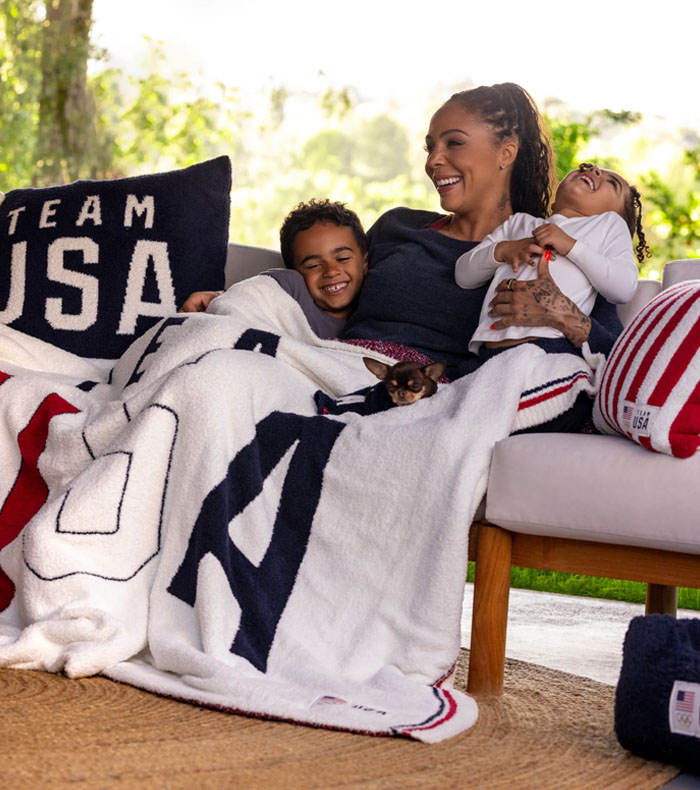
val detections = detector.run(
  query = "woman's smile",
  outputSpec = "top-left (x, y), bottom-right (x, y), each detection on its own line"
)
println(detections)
top-left (435, 175), bottom-right (462, 193)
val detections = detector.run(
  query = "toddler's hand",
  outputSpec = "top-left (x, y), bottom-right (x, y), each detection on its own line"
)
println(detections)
top-left (532, 224), bottom-right (575, 256)
top-left (494, 238), bottom-right (544, 273)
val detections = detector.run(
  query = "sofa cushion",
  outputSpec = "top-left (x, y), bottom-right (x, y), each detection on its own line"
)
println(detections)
top-left (485, 433), bottom-right (700, 553)
top-left (593, 281), bottom-right (700, 458)
top-left (0, 157), bottom-right (231, 360)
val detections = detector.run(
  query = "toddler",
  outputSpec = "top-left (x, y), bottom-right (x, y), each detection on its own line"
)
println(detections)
top-left (455, 162), bottom-right (650, 356)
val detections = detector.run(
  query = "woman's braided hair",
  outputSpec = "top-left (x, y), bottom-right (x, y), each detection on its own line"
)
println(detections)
top-left (447, 83), bottom-right (555, 219)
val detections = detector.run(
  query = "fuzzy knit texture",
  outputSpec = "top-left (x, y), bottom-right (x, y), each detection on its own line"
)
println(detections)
top-left (0, 274), bottom-right (597, 742)
top-left (594, 281), bottom-right (700, 457)
top-left (0, 157), bottom-right (230, 360)
top-left (616, 615), bottom-right (700, 770)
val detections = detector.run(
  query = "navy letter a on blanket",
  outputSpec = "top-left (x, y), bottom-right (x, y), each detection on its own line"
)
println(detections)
top-left (168, 411), bottom-right (345, 672)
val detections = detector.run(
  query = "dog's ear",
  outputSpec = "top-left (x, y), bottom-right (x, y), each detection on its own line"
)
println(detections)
top-left (423, 361), bottom-right (446, 382)
top-left (363, 357), bottom-right (390, 380)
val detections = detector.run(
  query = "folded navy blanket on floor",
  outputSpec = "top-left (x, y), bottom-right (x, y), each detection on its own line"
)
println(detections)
top-left (615, 614), bottom-right (700, 770)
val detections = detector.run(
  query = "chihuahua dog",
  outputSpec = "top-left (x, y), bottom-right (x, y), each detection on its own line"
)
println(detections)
top-left (363, 357), bottom-right (447, 406)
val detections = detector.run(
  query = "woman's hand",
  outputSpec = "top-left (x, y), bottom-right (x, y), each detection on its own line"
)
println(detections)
top-left (488, 255), bottom-right (592, 347)
top-left (179, 291), bottom-right (222, 313)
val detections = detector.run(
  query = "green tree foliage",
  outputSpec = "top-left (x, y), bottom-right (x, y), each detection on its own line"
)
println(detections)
top-left (320, 86), bottom-right (354, 120)
top-left (230, 110), bottom-right (435, 249)
top-left (0, 0), bottom-right (43, 189)
top-left (296, 129), bottom-right (354, 175)
top-left (93, 41), bottom-right (243, 177)
top-left (354, 115), bottom-right (411, 182)
top-left (33, 0), bottom-right (94, 186)
top-left (0, 5), bottom-right (243, 187)
top-left (641, 145), bottom-right (700, 266)
top-left (546, 108), bottom-right (700, 275)
top-left (547, 109), bottom-right (641, 181)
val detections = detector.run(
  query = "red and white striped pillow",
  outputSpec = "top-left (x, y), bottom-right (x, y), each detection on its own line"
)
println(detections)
top-left (593, 281), bottom-right (700, 458)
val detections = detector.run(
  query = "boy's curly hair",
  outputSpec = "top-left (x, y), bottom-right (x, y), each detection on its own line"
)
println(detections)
top-left (279, 199), bottom-right (368, 268)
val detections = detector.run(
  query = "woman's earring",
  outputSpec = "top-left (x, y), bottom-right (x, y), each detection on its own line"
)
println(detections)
top-left (499, 164), bottom-right (506, 170)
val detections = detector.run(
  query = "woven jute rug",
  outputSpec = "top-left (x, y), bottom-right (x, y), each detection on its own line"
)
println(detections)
top-left (1, 650), bottom-right (680, 790)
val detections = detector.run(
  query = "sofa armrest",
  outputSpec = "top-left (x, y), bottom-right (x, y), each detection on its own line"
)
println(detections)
top-left (662, 258), bottom-right (700, 289)
top-left (616, 279), bottom-right (661, 327)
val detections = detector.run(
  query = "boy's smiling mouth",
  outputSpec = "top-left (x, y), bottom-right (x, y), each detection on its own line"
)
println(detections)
top-left (322, 282), bottom-right (348, 294)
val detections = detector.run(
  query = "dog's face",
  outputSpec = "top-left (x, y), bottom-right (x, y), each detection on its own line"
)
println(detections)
top-left (363, 358), bottom-right (446, 406)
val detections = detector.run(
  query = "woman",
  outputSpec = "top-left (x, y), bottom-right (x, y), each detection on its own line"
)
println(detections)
top-left (338, 83), bottom-right (621, 384)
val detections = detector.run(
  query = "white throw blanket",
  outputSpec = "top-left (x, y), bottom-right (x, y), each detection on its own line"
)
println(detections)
top-left (0, 275), bottom-right (597, 742)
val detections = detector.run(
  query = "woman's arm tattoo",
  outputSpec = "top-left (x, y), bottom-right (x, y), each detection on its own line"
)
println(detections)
top-left (528, 278), bottom-right (591, 347)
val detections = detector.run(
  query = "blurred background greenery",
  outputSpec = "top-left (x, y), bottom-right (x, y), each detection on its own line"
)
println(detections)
top-left (2, 0), bottom-right (698, 280)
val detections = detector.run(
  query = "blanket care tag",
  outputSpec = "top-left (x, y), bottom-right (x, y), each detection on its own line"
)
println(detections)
top-left (669, 680), bottom-right (700, 737)
top-left (310, 695), bottom-right (388, 717)
top-left (621, 401), bottom-right (659, 438)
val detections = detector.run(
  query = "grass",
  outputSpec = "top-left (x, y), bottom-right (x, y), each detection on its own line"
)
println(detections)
top-left (466, 562), bottom-right (700, 611)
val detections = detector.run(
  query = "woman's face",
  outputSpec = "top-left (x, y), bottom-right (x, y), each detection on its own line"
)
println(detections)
top-left (424, 102), bottom-right (514, 217)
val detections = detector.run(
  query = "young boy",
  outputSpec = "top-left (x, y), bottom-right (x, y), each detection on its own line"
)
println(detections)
top-left (180, 199), bottom-right (368, 339)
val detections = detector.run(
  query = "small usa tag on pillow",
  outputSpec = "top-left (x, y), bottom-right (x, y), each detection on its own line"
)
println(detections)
top-left (621, 401), bottom-right (660, 438)
top-left (669, 680), bottom-right (700, 737)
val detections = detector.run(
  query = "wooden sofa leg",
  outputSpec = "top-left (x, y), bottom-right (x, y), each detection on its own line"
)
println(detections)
top-left (646, 583), bottom-right (678, 616)
top-left (467, 524), bottom-right (512, 696)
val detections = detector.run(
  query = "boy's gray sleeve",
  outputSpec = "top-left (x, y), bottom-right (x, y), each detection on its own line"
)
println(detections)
top-left (261, 269), bottom-right (345, 338)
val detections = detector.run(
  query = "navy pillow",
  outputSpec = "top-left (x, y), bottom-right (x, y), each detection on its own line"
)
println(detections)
top-left (0, 156), bottom-right (231, 359)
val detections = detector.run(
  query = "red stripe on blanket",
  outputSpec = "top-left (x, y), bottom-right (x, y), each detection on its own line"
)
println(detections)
top-left (517, 372), bottom-right (591, 411)
top-left (401, 689), bottom-right (458, 735)
top-left (0, 390), bottom-right (81, 611)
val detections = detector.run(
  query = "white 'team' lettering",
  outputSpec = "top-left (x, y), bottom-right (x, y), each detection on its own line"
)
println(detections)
top-left (40, 199), bottom-right (61, 229)
top-left (124, 195), bottom-right (154, 229)
top-left (7, 206), bottom-right (26, 236)
top-left (76, 195), bottom-right (102, 227)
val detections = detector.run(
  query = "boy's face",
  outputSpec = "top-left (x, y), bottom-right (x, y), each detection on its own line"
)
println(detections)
top-left (292, 221), bottom-right (368, 319)
top-left (553, 163), bottom-right (629, 218)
